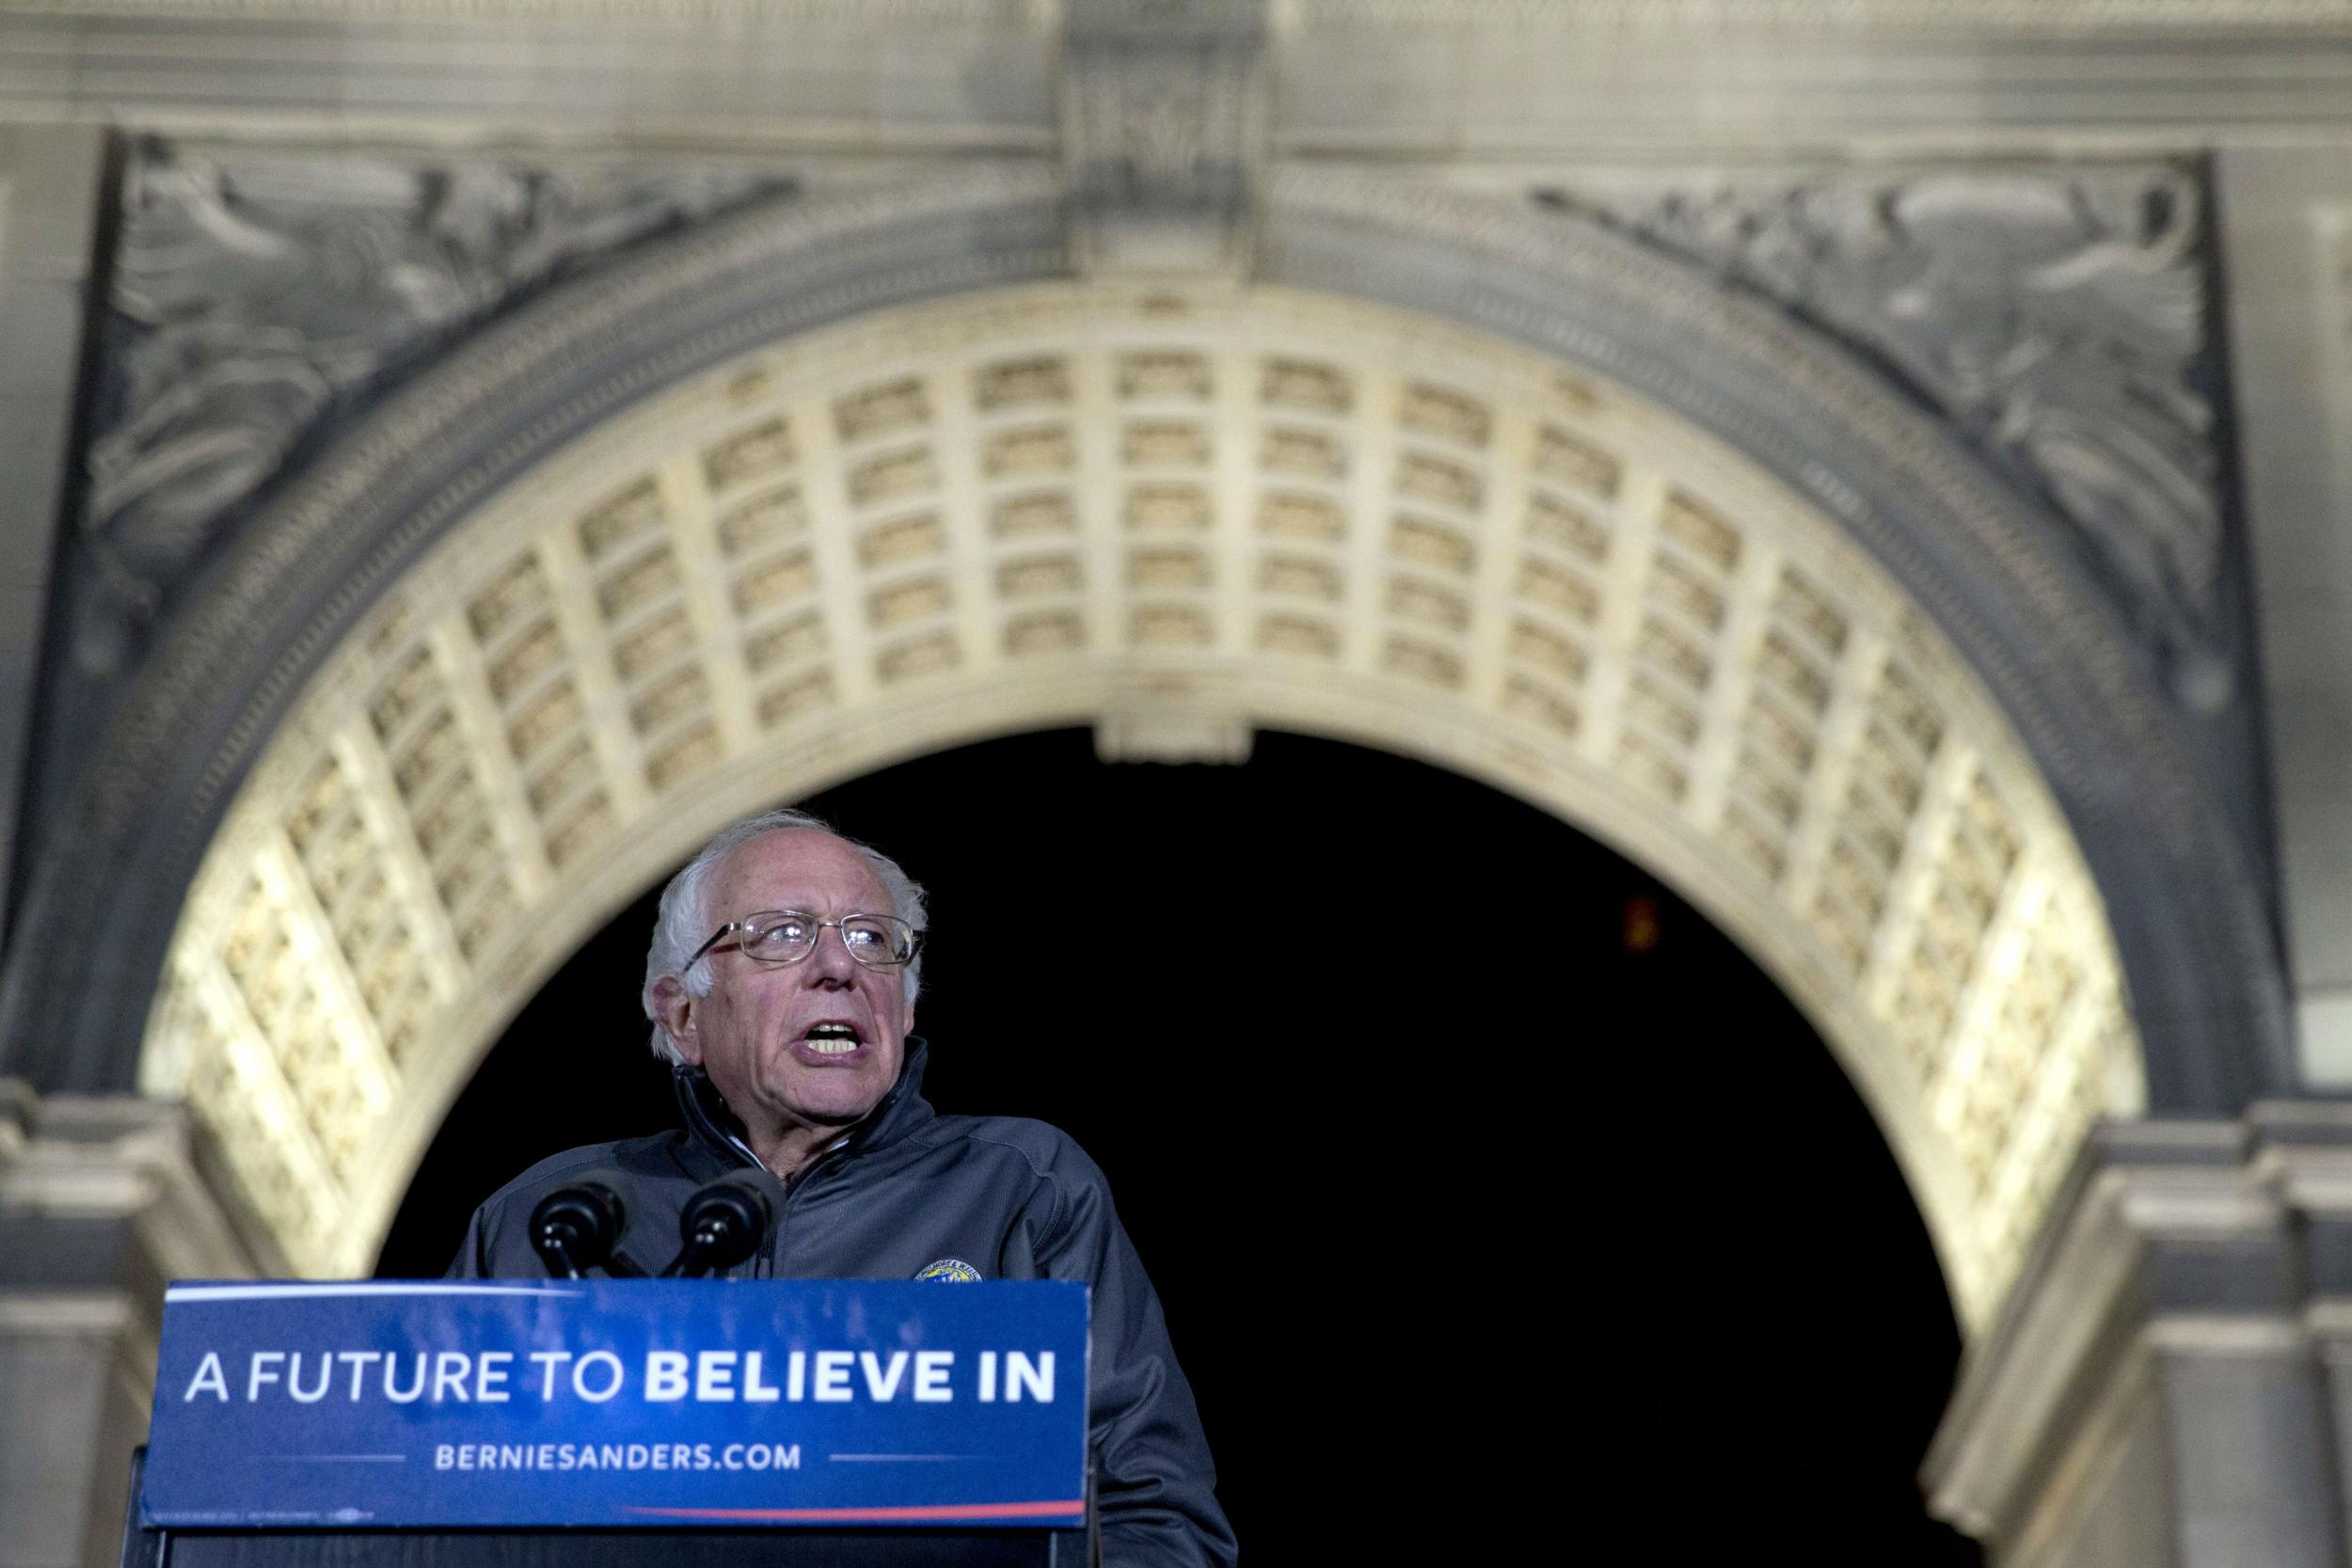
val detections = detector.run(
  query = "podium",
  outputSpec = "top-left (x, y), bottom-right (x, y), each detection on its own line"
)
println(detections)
top-left (121, 1449), bottom-right (1096, 1566)
top-left (132, 1281), bottom-right (1096, 1566)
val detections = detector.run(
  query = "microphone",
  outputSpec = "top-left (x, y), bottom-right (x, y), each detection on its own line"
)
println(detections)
top-left (660, 1170), bottom-right (772, 1277)
top-left (529, 1175), bottom-right (629, 1279)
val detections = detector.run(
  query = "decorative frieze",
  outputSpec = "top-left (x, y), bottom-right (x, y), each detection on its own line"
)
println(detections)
top-left (79, 142), bottom-right (797, 678)
top-left (1542, 165), bottom-right (2234, 712)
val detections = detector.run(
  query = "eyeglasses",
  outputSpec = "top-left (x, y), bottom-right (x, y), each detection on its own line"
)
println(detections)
top-left (686, 910), bottom-right (924, 974)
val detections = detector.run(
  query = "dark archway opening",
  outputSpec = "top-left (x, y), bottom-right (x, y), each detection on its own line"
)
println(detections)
top-left (378, 728), bottom-right (1980, 1562)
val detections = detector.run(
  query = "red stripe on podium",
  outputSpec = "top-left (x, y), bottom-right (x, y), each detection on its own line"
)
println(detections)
top-left (626, 1498), bottom-right (1087, 1523)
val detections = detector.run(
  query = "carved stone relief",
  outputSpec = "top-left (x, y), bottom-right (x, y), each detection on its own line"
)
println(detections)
top-left (37, 142), bottom-right (2278, 1127)
top-left (1537, 166), bottom-right (2234, 713)
top-left (118, 277), bottom-right (2142, 1310)
top-left (79, 140), bottom-right (798, 680)
top-left (1058, 0), bottom-right (1267, 275)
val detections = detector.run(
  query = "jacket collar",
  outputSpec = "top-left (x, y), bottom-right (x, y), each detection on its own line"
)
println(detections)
top-left (673, 1035), bottom-right (936, 1175)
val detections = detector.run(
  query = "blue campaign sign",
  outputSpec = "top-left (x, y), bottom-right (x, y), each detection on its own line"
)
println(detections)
top-left (141, 1279), bottom-right (1089, 1529)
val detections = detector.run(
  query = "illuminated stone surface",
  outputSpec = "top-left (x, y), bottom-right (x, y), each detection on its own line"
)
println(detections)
top-left (137, 283), bottom-right (2143, 1320)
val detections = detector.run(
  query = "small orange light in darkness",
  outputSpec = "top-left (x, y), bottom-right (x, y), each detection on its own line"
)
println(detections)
top-left (1622, 895), bottom-right (1661, 955)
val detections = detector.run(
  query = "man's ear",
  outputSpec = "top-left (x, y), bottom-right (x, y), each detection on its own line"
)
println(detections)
top-left (651, 974), bottom-right (702, 1066)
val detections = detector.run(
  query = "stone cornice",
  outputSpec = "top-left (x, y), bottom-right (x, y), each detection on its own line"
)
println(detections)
top-left (0, 0), bottom-right (1042, 19)
top-left (0, 1082), bottom-right (263, 1280)
top-left (1926, 1104), bottom-right (2352, 1540)
top-left (4, 0), bottom-right (2352, 30)
top-left (1295, 0), bottom-right (2352, 24)
top-left (13, 0), bottom-right (2352, 154)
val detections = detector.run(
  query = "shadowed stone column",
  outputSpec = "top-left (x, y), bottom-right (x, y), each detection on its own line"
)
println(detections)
top-left (2216, 148), bottom-right (2352, 1092)
top-left (1929, 1107), bottom-right (2352, 1568)
top-left (0, 1083), bottom-right (256, 1568)
top-left (0, 125), bottom-right (103, 942)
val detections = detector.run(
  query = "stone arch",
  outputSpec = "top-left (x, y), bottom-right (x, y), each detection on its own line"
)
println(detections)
top-left (0, 168), bottom-right (2280, 1328)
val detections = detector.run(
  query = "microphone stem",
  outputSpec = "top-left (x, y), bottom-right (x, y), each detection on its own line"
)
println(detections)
top-left (662, 1224), bottom-right (735, 1278)
top-left (537, 1232), bottom-right (585, 1280)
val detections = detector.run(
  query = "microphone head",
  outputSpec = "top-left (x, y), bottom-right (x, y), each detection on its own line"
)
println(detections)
top-left (529, 1176), bottom-right (627, 1274)
top-left (676, 1170), bottom-right (771, 1273)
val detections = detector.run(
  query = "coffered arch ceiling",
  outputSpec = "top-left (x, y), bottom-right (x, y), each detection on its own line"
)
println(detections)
top-left (140, 282), bottom-right (2141, 1326)
top-left (2, 169), bottom-right (2277, 1329)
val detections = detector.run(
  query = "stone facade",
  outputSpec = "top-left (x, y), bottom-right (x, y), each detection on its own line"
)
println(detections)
top-left (2, 2), bottom-right (2352, 1564)
top-left (0, 1084), bottom-right (256, 1568)
top-left (1930, 1105), bottom-right (2352, 1568)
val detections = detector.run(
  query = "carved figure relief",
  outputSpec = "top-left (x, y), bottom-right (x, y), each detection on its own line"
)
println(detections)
top-left (81, 141), bottom-right (795, 677)
top-left (1541, 166), bottom-right (2233, 710)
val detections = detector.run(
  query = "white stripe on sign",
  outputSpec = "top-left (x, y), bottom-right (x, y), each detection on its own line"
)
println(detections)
top-left (165, 1284), bottom-right (581, 1302)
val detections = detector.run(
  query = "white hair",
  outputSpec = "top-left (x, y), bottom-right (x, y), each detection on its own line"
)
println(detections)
top-left (642, 807), bottom-right (929, 1063)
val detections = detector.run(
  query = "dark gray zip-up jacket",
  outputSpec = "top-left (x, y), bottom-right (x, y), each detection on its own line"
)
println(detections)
top-left (445, 1038), bottom-right (1236, 1567)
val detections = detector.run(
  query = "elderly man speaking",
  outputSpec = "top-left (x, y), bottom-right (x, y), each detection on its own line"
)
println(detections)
top-left (448, 807), bottom-right (1236, 1567)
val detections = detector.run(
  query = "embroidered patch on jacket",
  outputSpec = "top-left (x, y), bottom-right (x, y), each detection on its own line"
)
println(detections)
top-left (914, 1258), bottom-right (982, 1283)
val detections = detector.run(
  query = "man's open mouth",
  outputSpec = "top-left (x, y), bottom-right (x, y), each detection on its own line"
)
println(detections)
top-left (802, 1022), bottom-right (864, 1056)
